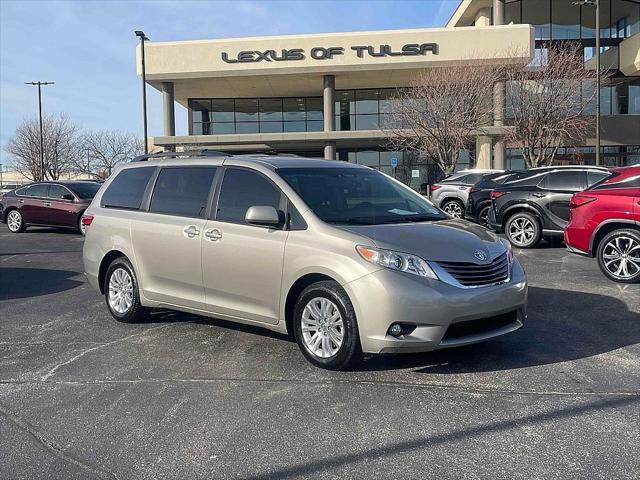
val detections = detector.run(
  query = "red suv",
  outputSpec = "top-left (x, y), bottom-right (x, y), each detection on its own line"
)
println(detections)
top-left (565, 166), bottom-right (640, 283)
top-left (0, 181), bottom-right (101, 235)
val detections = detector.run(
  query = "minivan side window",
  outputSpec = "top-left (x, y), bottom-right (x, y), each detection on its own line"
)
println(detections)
top-left (216, 168), bottom-right (282, 224)
top-left (545, 171), bottom-right (585, 191)
top-left (149, 167), bottom-right (216, 218)
top-left (101, 167), bottom-right (155, 210)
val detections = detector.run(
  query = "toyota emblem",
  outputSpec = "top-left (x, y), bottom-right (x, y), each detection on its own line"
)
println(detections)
top-left (474, 250), bottom-right (488, 261)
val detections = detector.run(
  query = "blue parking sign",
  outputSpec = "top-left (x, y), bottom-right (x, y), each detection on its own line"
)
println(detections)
top-left (391, 157), bottom-right (398, 168)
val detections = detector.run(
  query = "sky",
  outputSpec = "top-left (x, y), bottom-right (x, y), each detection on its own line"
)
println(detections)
top-left (0, 0), bottom-right (458, 167)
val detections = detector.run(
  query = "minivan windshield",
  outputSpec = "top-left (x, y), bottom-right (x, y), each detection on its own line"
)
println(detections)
top-left (277, 167), bottom-right (447, 225)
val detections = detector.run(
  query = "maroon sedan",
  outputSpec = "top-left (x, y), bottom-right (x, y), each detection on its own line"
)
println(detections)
top-left (0, 181), bottom-right (101, 235)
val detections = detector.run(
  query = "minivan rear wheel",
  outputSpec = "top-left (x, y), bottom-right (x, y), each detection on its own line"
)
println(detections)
top-left (104, 257), bottom-right (149, 323)
top-left (505, 212), bottom-right (541, 249)
top-left (293, 281), bottom-right (362, 370)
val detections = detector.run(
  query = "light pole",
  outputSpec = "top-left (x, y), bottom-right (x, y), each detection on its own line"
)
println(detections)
top-left (574, 0), bottom-right (601, 166)
top-left (24, 81), bottom-right (54, 180)
top-left (135, 30), bottom-right (150, 154)
top-left (0, 163), bottom-right (3, 188)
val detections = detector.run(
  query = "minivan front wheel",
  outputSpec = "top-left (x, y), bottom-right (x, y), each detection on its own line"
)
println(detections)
top-left (293, 281), bottom-right (362, 370)
top-left (104, 257), bottom-right (149, 323)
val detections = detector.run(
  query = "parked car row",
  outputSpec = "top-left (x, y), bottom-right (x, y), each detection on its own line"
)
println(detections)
top-left (0, 181), bottom-right (102, 235)
top-left (432, 165), bottom-right (640, 283)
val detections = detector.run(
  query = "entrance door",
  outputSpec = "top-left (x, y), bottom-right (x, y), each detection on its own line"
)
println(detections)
top-left (202, 167), bottom-right (288, 324)
top-left (131, 166), bottom-right (217, 309)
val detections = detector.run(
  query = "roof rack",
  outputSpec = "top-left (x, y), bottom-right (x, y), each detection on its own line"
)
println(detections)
top-left (132, 149), bottom-right (228, 162)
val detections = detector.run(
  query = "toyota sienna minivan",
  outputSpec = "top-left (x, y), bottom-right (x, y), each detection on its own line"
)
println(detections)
top-left (83, 152), bottom-right (527, 370)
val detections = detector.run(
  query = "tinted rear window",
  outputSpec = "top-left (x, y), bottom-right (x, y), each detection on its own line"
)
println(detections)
top-left (23, 184), bottom-right (49, 197)
top-left (149, 167), bottom-right (216, 218)
top-left (68, 182), bottom-right (101, 199)
top-left (101, 167), bottom-right (155, 210)
top-left (545, 171), bottom-right (585, 191)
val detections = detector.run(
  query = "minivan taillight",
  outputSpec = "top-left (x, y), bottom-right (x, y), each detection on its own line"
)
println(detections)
top-left (490, 191), bottom-right (507, 200)
top-left (81, 214), bottom-right (94, 226)
top-left (570, 195), bottom-right (597, 209)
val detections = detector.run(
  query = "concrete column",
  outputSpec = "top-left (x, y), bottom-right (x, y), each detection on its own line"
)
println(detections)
top-left (162, 82), bottom-right (176, 137)
top-left (492, 0), bottom-right (504, 25)
top-left (474, 7), bottom-right (491, 26)
top-left (475, 136), bottom-right (492, 169)
top-left (323, 75), bottom-right (336, 160)
top-left (492, 0), bottom-right (506, 169)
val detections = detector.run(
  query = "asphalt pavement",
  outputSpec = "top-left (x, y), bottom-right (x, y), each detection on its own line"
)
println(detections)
top-left (0, 227), bottom-right (638, 479)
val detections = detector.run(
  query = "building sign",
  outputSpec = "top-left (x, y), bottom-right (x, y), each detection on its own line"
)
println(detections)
top-left (221, 43), bottom-right (439, 63)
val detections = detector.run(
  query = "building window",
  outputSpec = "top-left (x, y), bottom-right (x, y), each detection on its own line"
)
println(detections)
top-left (523, 0), bottom-right (551, 40)
top-left (189, 97), bottom-right (324, 135)
top-left (552, 0), bottom-right (581, 39)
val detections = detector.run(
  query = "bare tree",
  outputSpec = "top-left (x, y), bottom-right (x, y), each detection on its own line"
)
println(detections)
top-left (384, 63), bottom-right (501, 177)
top-left (504, 44), bottom-right (600, 168)
top-left (81, 131), bottom-right (144, 178)
top-left (4, 114), bottom-right (80, 181)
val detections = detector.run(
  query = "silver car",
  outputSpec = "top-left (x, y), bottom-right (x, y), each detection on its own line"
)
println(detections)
top-left (431, 169), bottom-right (502, 218)
top-left (83, 153), bottom-right (527, 370)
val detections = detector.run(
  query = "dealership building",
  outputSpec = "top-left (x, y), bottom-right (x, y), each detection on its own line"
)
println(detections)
top-left (138, 0), bottom-right (640, 185)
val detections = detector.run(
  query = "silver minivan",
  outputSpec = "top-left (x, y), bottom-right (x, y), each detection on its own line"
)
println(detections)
top-left (83, 152), bottom-right (527, 370)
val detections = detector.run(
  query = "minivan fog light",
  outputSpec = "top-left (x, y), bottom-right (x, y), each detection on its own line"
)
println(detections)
top-left (389, 323), bottom-right (403, 337)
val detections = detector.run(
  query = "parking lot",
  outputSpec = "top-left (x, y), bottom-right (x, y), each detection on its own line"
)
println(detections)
top-left (0, 228), bottom-right (638, 479)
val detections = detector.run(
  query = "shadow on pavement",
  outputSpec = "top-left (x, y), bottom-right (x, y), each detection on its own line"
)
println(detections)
top-left (244, 395), bottom-right (638, 480)
top-left (360, 286), bottom-right (640, 373)
top-left (0, 268), bottom-right (83, 301)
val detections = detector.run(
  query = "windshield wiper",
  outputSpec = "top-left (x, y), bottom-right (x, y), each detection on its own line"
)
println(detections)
top-left (375, 215), bottom-right (443, 224)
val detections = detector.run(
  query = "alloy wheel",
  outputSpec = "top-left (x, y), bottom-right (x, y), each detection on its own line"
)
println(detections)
top-left (301, 297), bottom-right (344, 359)
top-left (601, 235), bottom-right (640, 280)
top-left (478, 207), bottom-right (490, 228)
top-left (443, 201), bottom-right (463, 218)
top-left (108, 268), bottom-right (134, 314)
top-left (508, 216), bottom-right (536, 246)
top-left (7, 211), bottom-right (22, 232)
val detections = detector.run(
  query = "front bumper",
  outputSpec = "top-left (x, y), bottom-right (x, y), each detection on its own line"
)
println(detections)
top-left (344, 257), bottom-right (527, 354)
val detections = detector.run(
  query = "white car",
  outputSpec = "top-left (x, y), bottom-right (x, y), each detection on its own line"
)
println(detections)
top-left (430, 169), bottom-right (503, 218)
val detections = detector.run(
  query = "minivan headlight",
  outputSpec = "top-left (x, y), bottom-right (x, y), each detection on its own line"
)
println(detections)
top-left (356, 245), bottom-right (438, 280)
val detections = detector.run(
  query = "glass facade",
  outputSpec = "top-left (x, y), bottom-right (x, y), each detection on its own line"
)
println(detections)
top-left (334, 89), bottom-right (398, 131)
top-left (190, 97), bottom-right (324, 135)
top-left (506, 145), bottom-right (640, 169)
top-left (505, 0), bottom-right (640, 40)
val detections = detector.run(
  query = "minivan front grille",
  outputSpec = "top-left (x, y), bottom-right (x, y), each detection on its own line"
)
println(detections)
top-left (436, 253), bottom-right (509, 287)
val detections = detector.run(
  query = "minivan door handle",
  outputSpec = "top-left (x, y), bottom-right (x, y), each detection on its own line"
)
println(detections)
top-left (204, 228), bottom-right (222, 241)
top-left (44, 201), bottom-right (52, 207)
top-left (183, 225), bottom-right (201, 238)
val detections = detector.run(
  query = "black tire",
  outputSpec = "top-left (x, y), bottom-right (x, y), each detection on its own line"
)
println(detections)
top-left (505, 211), bottom-right (541, 249)
top-left (104, 256), bottom-right (149, 323)
top-left (293, 280), bottom-right (362, 370)
top-left (596, 228), bottom-right (640, 283)
top-left (477, 205), bottom-right (491, 228)
top-left (6, 209), bottom-right (26, 233)
top-left (441, 199), bottom-right (465, 219)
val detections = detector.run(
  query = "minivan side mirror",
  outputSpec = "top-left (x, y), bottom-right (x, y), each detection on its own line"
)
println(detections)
top-left (245, 205), bottom-right (284, 229)
top-left (62, 194), bottom-right (75, 201)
